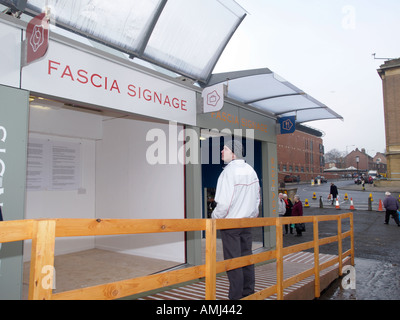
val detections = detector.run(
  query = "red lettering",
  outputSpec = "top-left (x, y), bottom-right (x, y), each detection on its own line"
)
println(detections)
top-left (61, 65), bottom-right (74, 80)
top-left (91, 74), bottom-right (102, 88)
top-left (143, 89), bottom-right (152, 101)
top-left (48, 60), bottom-right (60, 75)
top-left (110, 80), bottom-right (120, 93)
top-left (127, 84), bottom-right (136, 97)
top-left (163, 95), bottom-right (171, 107)
top-left (77, 69), bottom-right (88, 84)
top-left (181, 100), bottom-right (187, 111)
top-left (172, 98), bottom-right (180, 109)
top-left (154, 92), bottom-right (162, 104)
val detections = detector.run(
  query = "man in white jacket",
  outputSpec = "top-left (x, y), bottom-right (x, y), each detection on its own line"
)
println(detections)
top-left (212, 139), bottom-right (261, 300)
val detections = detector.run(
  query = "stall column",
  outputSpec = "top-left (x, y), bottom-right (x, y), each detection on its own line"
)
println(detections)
top-left (261, 140), bottom-right (278, 250)
top-left (0, 85), bottom-right (29, 299)
top-left (184, 125), bottom-right (203, 266)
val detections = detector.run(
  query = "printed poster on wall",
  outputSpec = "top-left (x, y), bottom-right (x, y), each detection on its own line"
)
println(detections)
top-left (27, 138), bottom-right (81, 191)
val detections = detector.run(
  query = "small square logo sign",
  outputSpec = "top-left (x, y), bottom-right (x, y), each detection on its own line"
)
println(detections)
top-left (279, 116), bottom-right (296, 134)
top-left (202, 83), bottom-right (224, 113)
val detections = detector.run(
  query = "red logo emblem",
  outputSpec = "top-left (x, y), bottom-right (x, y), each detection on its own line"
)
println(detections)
top-left (26, 13), bottom-right (49, 64)
top-left (206, 90), bottom-right (221, 107)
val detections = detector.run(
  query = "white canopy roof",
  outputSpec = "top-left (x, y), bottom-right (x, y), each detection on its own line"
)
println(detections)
top-left (10, 0), bottom-right (247, 83)
top-left (204, 68), bottom-right (343, 124)
top-left (1, 1), bottom-right (342, 124)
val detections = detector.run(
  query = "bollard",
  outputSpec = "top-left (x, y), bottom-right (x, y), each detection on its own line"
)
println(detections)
top-left (368, 197), bottom-right (372, 211)
top-left (319, 196), bottom-right (323, 208)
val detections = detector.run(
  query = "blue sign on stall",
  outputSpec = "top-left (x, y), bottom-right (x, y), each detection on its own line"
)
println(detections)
top-left (279, 116), bottom-right (296, 134)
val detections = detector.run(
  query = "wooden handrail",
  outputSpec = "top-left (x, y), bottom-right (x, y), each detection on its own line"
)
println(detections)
top-left (0, 212), bottom-right (354, 300)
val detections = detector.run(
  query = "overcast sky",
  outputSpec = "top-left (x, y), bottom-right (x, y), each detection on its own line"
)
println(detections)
top-left (215, 0), bottom-right (400, 156)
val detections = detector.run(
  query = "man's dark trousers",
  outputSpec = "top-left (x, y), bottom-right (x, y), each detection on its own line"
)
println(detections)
top-left (385, 209), bottom-right (400, 225)
top-left (220, 228), bottom-right (255, 300)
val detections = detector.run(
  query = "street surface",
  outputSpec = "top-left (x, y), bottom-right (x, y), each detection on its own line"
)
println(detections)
top-left (295, 179), bottom-right (390, 211)
top-left (280, 180), bottom-right (400, 300)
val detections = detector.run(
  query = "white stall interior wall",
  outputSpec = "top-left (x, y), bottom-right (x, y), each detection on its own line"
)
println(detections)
top-left (24, 106), bottom-right (185, 264)
top-left (95, 118), bottom-right (185, 263)
top-left (24, 107), bottom-right (101, 261)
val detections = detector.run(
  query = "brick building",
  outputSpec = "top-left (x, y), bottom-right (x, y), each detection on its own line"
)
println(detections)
top-left (344, 148), bottom-right (372, 172)
top-left (372, 152), bottom-right (387, 174)
top-left (277, 125), bottom-right (324, 183)
top-left (378, 58), bottom-right (400, 184)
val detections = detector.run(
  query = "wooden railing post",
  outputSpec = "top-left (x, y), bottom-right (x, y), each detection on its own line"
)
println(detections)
top-left (275, 218), bottom-right (284, 300)
top-left (205, 219), bottom-right (217, 300)
top-left (28, 219), bottom-right (56, 300)
top-left (312, 216), bottom-right (320, 298)
top-left (349, 213), bottom-right (355, 266)
top-left (337, 216), bottom-right (343, 276)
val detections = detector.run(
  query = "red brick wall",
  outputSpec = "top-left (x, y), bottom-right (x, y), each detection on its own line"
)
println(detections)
top-left (277, 130), bottom-right (324, 183)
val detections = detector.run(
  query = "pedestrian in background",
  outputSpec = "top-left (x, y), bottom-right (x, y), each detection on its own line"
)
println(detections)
top-left (278, 193), bottom-right (285, 217)
top-left (212, 139), bottom-right (261, 300)
top-left (383, 191), bottom-right (400, 226)
top-left (283, 194), bottom-right (293, 234)
top-left (292, 195), bottom-right (304, 236)
top-left (330, 183), bottom-right (338, 205)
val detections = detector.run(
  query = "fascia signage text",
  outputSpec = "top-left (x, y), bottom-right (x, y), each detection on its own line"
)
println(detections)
top-left (210, 112), bottom-right (268, 133)
top-left (47, 60), bottom-right (188, 111)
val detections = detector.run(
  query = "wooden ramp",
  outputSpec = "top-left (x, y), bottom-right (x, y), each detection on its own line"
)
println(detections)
top-left (137, 251), bottom-right (350, 300)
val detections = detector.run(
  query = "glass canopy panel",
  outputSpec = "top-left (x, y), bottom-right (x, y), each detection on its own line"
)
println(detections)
top-left (251, 94), bottom-right (324, 115)
top-left (143, 0), bottom-right (246, 82)
top-left (26, 0), bottom-right (163, 52)
top-left (225, 73), bottom-right (300, 103)
top-left (279, 108), bottom-right (340, 123)
top-left (21, 0), bottom-right (245, 82)
top-left (205, 68), bottom-right (343, 123)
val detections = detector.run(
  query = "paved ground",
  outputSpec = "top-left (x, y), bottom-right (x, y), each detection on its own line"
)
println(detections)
top-left (286, 206), bottom-right (400, 300)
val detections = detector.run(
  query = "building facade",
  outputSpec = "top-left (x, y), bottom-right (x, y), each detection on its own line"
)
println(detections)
top-left (277, 125), bottom-right (324, 182)
top-left (372, 152), bottom-right (387, 174)
top-left (378, 58), bottom-right (400, 183)
top-left (344, 148), bottom-right (372, 172)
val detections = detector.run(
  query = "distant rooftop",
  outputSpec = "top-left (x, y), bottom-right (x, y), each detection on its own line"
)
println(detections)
top-left (379, 57), bottom-right (400, 70)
